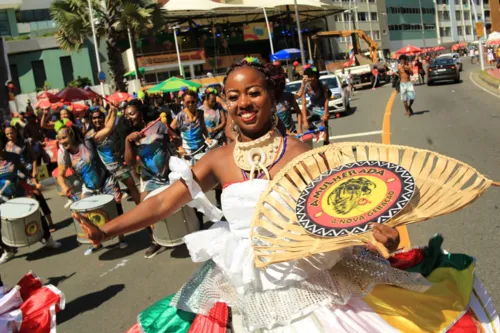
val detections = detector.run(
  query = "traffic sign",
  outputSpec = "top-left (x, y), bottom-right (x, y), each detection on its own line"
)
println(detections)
top-left (98, 71), bottom-right (106, 82)
top-left (475, 22), bottom-right (484, 39)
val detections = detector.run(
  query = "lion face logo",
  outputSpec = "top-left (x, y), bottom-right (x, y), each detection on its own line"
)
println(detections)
top-left (327, 177), bottom-right (377, 215)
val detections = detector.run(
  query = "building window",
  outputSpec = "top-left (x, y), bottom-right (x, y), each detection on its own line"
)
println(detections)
top-left (60, 56), bottom-right (74, 87)
top-left (457, 26), bottom-right (463, 35)
top-left (424, 24), bottom-right (436, 30)
top-left (370, 12), bottom-right (378, 21)
top-left (343, 12), bottom-right (350, 21)
top-left (17, 9), bottom-right (51, 23)
top-left (357, 12), bottom-right (368, 21)
top-left (372, 30), bottom-right (380, 40)
top-left (32, 60), bottom-right (47, 90)
top-left (334, 14), bottom-right (342, 22)
top-left (465, 26), bottom-right (472, 35)
top-left (0, 10), bottom-right (11, 36)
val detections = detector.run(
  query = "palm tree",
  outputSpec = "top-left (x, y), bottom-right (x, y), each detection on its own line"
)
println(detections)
top-left (50, 0), bottom-right (166, 92)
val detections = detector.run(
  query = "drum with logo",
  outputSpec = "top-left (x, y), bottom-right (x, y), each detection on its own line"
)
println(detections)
top-left (0, 198), bottom-right (42, 247)
top-left (70, 194), bottom-right (118, 244)
top-left (145, 185), bottom-right (199, 247)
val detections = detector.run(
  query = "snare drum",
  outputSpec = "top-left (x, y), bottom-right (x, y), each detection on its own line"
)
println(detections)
top-left (70, 194), bottom-right (118, 244)
top-left (0, 198), bottom-right (42, 247)
top-left (145, 185), bottom-right (199, 247)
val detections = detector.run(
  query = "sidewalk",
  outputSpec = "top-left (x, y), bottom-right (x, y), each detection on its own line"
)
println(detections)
top-left (477, 68), bottom-right (500, 90)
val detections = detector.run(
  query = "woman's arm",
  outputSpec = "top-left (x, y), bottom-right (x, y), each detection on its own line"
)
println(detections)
top-left (77, 150), bottom-right (219, 241)
top-left (40, 110), bottom-right (55, 130)
top-left (93, 107), bottom-right (117, 143)
top-left (56, 164), bottom-right (71, 195)
top-left (291, 95), bottom-right (308, 133)
top-left (124, 132), bottom-right (139, 168)
top-left (212, 110), bottom-right (226, 133)
top-left (322, 86), bottom-right (330, 122)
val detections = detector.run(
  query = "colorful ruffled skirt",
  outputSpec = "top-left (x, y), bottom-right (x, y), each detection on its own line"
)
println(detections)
top-left (125, 236), bottom-right (499, 333)
top-left (0, 272), bottom-right (65, 333)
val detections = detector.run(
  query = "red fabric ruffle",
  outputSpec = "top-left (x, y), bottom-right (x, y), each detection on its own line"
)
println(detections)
top-left (389, 248), bottom-right (425, 270)
top-left (124, 323), bottom-right (142, 333)
top-left (448, 310), bottom-right (482, 333)
top-left (187, 302), bottom-right (229, 333)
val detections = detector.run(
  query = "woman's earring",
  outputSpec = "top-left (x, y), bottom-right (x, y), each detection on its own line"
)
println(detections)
top-left (232, 120), bottom-right (240, 134)
top-left (271, 109), bottom-right (279, 127)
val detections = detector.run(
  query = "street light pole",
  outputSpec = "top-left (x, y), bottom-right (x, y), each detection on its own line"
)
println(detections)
top-left (418, 0), bottom-right (426, 47)
top-left (293, 0), bottom-right (306, 65)
top-left (172, 26), bottom-right (184, 78)
top-left (87, 0), bottom-right (105, 96)
top-left (262, 8), bottom-right (275, 56)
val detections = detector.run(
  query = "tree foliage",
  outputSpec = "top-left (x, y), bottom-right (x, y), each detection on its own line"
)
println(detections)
top-left (50, 0), bottom-right (167, 92)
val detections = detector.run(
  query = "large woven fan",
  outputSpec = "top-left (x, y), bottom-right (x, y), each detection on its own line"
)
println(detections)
top-left (250, 142), bottom-right (499, 268)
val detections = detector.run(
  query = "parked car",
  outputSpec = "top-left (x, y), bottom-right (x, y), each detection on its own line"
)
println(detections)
top-left (427, 57), bottom-right (460, 85)
top-left (285, 75), bottom-right (349, 118)
top-left (437, 52), bottom-right (463, 71)
top-left (319, 74), bottom-right (349, 117)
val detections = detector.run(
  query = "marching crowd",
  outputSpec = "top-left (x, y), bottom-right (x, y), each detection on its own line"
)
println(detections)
top-left (0, 61), bottom-right (334, 264)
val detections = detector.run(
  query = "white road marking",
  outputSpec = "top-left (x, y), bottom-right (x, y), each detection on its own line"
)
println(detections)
top-left (469, 72), bottom-right (500, 99)
top-left (314, 130), bottom-right (383, 143)
top-left (100, 259), bottom-right (129, 277)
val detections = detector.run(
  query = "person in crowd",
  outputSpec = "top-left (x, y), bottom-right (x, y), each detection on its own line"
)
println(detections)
top-left (4, 126), bottom-right (56, 231)
top-left (398, 54), bottom-right (416, 117)
top-left (0, 135), bottom-right (61, 264)
top-left (200, 88), bottom-right (226, 142)
top-left (415, 57), bottom-right (425, 85)
top-left (170, 90), bottom-right (211, 158)
top-left (86, 106), bottom-right (140, 205)
top-left (301, 65), bottom-right (331, 145)
top-left (267, 63), bottom-right (306, 134)
top-left (56, 118), bottom-right (127, 256)
top-left (371, 65), bottom-right (379, 90)
top-left (123, 102), bottom-right (176, 258)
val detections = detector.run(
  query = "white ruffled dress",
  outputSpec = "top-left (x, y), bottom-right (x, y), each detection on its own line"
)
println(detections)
top-left (167, 158), bottom-right (430, 332)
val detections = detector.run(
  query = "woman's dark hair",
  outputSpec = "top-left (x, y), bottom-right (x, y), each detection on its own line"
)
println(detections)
top-left (265, 63), bottom-right (287, 98)
top-left (223, 58), bottom-right (276, 99)
top-left (182, 90), bottom-right (198, 101)
top-left (87, 108), bottom-right (105, 132)
top-left (303, 66), bottom-right (320, 80)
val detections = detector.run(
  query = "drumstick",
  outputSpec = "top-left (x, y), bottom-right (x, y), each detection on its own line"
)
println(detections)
top-left (83, 86), bottom-right (117, 107)
top-left (139, 118), bottom-right (161, 136)
top-left (0, 180), bottom-right (10, 202)
top-left (294, 126), bottom-right (325, 139)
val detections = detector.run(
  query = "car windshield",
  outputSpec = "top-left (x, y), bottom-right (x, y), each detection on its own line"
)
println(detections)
top-left (320, 77), bottom-right (339, 89)
top-left (285, 82), bottom-right (302, 93)
top-left (433, 58), bottom-right (454, 66)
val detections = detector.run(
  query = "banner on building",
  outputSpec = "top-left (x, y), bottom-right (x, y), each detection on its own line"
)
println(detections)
top-left (243, 23), bottom-right (272, 41)
top-left (475, 22), bottom-right (484, 39)
top-left (137, 50), bottom-right (206, 67)
top-left (203, 54), bottom-right (264, 71)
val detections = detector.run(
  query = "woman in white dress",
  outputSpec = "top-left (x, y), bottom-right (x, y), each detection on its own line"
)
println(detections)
top-left (75, 58), bottom-right (495, 333)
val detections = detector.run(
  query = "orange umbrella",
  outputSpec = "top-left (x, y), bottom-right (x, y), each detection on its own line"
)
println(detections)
top-left (36, 91), bottom-right (58, 102)
top-left (107, 92), bottom-right (131, 105)
top-left (395, 45), bottom-right (423, 55)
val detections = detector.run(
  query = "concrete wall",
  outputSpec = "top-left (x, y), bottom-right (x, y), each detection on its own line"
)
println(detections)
top-left (8, 46), bottom-right (95, 94)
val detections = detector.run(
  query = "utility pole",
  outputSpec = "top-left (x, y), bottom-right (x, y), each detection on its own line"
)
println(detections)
top-left (87, 0), bottom-right (106, 96)
top-left (418, 0), bottom-right (426, 47)
top-left (293, 0), bottom-right (306, 65)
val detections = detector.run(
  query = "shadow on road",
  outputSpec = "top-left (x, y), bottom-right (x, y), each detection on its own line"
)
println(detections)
top-left (98, 230), bottom-right (150, 261)
top-left (411, 110), bottom-right (430, 116)
top-left (57, 284), bottom-right (125, 324)
top-left (170, 244), bottom-right (191, 259)
top-left (343, 106), bottom-right (358, 117)
top-left (46, 272), bottom-right (76, 287)
top-left (19, 234), bottom-right (80, 261)
top-left (54, 217), bottom-right (74, 231)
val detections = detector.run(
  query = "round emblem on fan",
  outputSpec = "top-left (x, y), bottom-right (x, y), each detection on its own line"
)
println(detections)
top-left (296, 161), bottom-right (415, 238)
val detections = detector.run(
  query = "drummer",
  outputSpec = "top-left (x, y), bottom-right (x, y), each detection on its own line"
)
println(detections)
top-left (55, 119), bottom-right (128, 256)
top-left (170, 90), bottom-right (211, 158)
top-left (0, 139), bottom-right (61, 265)
top-left (86, 105), bottom-right (140, 205)
top-left (201, 88), bottom-right (226, 143)
top-left (123, 103), bottom-right (176, 259)
top-left (4, 126), bottom-right (56, 232)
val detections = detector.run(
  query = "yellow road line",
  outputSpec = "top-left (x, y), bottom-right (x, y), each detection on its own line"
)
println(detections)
top-left (382, 90), bottom-right (397, 144)
top-left (382, 89), bottom-right (411, 249)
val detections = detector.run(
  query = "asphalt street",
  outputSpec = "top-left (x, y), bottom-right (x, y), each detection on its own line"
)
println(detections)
top-left (1, 59), bottom-right (499, 333)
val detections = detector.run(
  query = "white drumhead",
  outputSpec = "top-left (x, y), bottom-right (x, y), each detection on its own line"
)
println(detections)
top-left (194, 153), bottom-right (206, 161)
top-left (70, 194), bottom-right (115, 211)
top-left (0, 198), bottom-right (39, 219)
top-left (144, 185), bottom-right (170, 201)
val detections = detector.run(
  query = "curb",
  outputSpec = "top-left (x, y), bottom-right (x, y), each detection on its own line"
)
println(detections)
top-left (477, 71), bottom-right (500, 90)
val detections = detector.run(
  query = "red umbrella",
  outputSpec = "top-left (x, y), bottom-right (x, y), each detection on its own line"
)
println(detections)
top-left (36, 91), bottom-right (58, 102)
top-left (55, 87), bottom-right (98, 103)
top-left (35, 99), bottom-right (52, 109)
top-left (395, 45), bottom-right (423, 55)
top-left (434, 46), bottom-right (445, 51)
top-left (107, 92), bottom-right (131, 105)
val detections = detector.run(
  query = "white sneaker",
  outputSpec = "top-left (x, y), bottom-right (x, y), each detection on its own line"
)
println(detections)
top-left (119, 242), bottom-right (128, 249)
top-left (44, 238), bottom-right (62, 249)
top-left (0, 251), bottom-right (15, 264)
